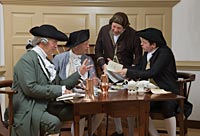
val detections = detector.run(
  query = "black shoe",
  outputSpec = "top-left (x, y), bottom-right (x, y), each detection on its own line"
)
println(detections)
top-left (110, 132), bottom-right (124, 136)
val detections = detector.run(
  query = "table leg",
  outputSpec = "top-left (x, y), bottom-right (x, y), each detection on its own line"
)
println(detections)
top-left (74, 115), bottom-right (80, 136)
top-left (87, 115), bottom-right (92, 136)
top-left (138, 102), bottom-right (150, 136)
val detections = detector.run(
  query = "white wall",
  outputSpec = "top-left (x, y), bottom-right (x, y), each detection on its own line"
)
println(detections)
top-left (0, 3), bottom-right (4, 66)
top-left (172, 0), bottom-right (200, 120)
top-left (0, 3), bottom-right (6, 120)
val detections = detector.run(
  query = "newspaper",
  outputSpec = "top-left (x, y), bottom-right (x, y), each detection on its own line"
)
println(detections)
top-left (106, 61), bottom-right (124, 83)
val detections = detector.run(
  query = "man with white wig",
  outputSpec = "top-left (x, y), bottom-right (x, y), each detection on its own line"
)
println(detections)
top-left (11, 24), bottom-right (92, 136)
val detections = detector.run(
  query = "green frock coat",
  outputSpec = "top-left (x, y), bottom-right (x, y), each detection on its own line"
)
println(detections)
top-left (11, 50), bottom-right (80, 136)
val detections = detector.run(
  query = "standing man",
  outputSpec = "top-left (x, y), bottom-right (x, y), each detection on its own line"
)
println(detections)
top-left (95, 12), bottom-right (142, 136)
top-left (117, 28), bottom-right (180, 136)
top-left (53, 29), bottom-right (105, 136)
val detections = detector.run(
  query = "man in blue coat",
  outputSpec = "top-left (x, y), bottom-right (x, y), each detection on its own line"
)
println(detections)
top-left (53, 29), bottom-right (105, 136)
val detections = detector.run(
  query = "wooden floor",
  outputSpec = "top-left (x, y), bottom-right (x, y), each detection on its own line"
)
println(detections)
top-left (61, 128), bottom-right (200, 136)
top-left (1, 118), bottom-right (200, 136)
top-left (60, 117), bottom-right (200, 136)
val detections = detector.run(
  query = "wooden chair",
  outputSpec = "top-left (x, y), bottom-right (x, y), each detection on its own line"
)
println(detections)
top-left (0, 80), bottom-right (17, 136)
top-left (150, 72), bottom-right (196, 136)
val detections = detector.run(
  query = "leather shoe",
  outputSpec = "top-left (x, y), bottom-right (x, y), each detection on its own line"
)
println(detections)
top-left (110, 132), bottom-right (124, 136)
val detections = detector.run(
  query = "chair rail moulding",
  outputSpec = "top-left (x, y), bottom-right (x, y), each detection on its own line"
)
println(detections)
top-left (176, 61), bottom-right (200, 71)
top-left (0, 66), bottom-right (6, 76)
top-left (1, 0), bottom-right (180, 7)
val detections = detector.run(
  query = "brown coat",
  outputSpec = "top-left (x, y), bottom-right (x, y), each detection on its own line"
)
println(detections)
top-left (95, 24), bottom-right (142, 69)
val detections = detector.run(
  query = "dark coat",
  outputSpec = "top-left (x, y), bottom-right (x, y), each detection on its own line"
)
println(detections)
top-left (126, 45), bottom-right (180, 94)
top-left (95, 24), bottom-right (142, 69)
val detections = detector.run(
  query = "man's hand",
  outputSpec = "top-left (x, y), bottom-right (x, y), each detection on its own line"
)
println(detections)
top-left (102, 64), bottom-right (107, 74)
top-left (63, 90), bottom-right (72, 94)
top-left (116, 68), bottom-right (128, 78)
top-left (79, 58), bottom-right (93, 76)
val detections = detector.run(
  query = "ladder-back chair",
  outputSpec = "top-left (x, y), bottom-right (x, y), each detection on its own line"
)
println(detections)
top-left (0, 80), bottom-right (17, 136)
top-left (150, 72), bottom-right (196, 136)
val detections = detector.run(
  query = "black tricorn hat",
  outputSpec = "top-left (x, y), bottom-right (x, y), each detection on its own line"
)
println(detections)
top-left (30, 24), bottom-right (68, 41)
top-left (136, 28), bottom-right (166, 46)
top-left (66, 29), bottom-right (90, 48)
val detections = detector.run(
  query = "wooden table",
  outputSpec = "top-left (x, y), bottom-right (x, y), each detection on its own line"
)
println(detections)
top-left (69, 90), bottom-right (184, 136)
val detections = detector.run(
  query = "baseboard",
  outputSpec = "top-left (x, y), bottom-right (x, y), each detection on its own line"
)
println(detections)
top-left (187, 120), bottom-right (200, 129)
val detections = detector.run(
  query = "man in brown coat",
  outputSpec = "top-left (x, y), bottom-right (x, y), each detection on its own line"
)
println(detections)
top-left (95, 12), bottom-right (142, 136)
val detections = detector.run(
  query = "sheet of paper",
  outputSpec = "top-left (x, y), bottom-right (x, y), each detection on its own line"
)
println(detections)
top-left (106, 70), bottom-right (124, 83)
top-left (96, 88), bottom-right (119, 93)
top-left (107, 60), bottom-right (123, 72)
top-left (150, 89), bottom-right (171, 94)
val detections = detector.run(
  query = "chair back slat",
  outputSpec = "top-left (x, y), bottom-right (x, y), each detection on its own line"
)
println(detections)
top-left (0, 80), bottom-right (16, 136)
top-left (177, 72), bottom-right (196, 99)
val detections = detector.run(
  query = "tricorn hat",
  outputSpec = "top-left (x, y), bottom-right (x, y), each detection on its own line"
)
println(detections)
top-left (136, 28), bottom-right (166, 46)
top-left (30, 24), bottom-right (68, 41)
top-left (66, 29), bottom-right (90, 48)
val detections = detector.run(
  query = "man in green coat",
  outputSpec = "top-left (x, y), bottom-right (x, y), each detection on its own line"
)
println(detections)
top-left (11, 24), bottom-right (92, 136)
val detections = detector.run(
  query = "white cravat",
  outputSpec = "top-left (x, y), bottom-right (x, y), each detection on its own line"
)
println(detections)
top-left (32, 46), bottom-right (56, 82)
top-left (146, 47), bottom-right (158, 62)
top-left (66, 50), bottom-right (88, 80)
top-left (114, 35), bottom-right (120, 44)
top-left (146, 48), bottom-right (159, 85)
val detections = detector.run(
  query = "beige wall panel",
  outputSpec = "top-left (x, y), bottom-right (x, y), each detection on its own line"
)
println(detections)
top-left (43, 14), bottom-right (89, 35)
top-left (96, 14), bottom-right (112, 36)
top-left (128, 14), bottom-right (138, 29)
top-left (12, 13), bottom-right (35, 36)
top-left (3, 3), bottom-right (177, 79)
top-left (145, 15), bottom-right (164, 30)
top-left (12, 45), bottom-right (26, 65)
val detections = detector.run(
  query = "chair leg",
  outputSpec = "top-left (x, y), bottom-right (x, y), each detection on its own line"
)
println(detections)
top-left (88, 115), bottom-right (92, 136)
top-left (179, 121), bottom-right (184, 136)
top-left (106, 114), bottom-right (108, 136)
top-left (184, 119), bottom-right (188, 136)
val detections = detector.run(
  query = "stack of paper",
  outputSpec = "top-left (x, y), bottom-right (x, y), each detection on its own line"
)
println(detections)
top-left (56, 93), bottom-right (85, 101)
top-left (150, 89), bottom-right (171, 94)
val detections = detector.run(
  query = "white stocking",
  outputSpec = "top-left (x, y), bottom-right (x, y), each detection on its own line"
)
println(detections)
top-left (149, 117), bottom-right (159, 136)
top-left (114, 117), bottom-right (123, 134)
top-left (127, 117), bottom-right (135, 136)
top-left (91, 113), bottom-right (105, 135)
top-left (164, 116), bottom-right (176, 136)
